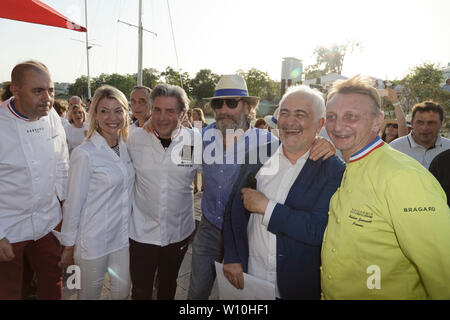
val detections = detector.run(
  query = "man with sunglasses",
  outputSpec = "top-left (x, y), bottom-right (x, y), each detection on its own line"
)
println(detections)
top-left (187, 74), bottom-right (336, 299)
top-left (389, 101), bottom-right (450, 169)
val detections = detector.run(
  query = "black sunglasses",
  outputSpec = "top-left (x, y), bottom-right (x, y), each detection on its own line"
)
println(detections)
top-left (386, 123), bottom-right (398, 129)
top-left (211, 98), bottom-right (242, 110)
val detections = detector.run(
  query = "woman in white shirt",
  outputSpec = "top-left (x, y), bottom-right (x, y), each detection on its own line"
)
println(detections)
top-left (65, 104), bottom-right (88, 154)
top-left (59, 85), bottom-right (134, 300)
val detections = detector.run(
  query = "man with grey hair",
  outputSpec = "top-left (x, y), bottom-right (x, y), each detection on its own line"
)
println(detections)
top-left (221, 85), bottom-right (345, 299)
top-left (128, 83), bottom-right (201, 300)
top-left (129, 85), bottom-right (152, 129)
top-left (68, 95), bottom-right (82, 107)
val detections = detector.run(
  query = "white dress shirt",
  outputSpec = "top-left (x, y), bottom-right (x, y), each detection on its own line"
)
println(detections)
top-left (127, 126), bottom-right (201, 246)
top-left (0, 98), bottom-right (69, 243)
top-left (64, 122), bottom-right (88, 155)
top-left (389, 132), bottom-right (450, 169)
top-left (248, 146), bottom-right (310, 297)
top-left (59, 132), bottom-right (134, 260)
top-left (60, 117), bottom-right (70, 129)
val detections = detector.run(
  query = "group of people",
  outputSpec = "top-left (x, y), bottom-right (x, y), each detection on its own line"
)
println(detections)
top-left (0, 60), bottom-right (449, 301)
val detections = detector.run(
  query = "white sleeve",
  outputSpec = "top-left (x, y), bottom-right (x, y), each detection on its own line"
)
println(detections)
top-left (262, 200), bottom-right (278, 227)
top-left (54, 110), bottom-right (69, 201)
top-left (60, 147), bottom-right (91, 246)
top-left (0, 225), bottom-right (6, 241)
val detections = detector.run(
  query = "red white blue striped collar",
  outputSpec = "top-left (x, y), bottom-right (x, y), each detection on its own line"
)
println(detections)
top-left (7, 99), bottom-right (30, 121)
top-left (349, 136), bottom-right (385, 163)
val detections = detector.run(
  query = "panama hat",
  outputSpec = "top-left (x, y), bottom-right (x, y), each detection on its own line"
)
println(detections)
top-left (205, 74), bottom-right (259, 106)
top-left (264, 107), bottom-right (280, 129)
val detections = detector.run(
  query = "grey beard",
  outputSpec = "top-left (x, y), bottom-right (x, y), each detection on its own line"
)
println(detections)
top-left (216, 113), bottom-right (248, 135)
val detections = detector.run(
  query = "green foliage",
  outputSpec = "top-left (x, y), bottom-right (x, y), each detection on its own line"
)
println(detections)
top-left (237, 68), bottom-right (280, 102)
top-left (161, 66), bottom-right (193, 96)
top-left (402, 63), bottom-right (445, 103)
top-left (190, 69), bottom-right (220, 104)
top-left (68, 76), bottom-right (89, 98)
top-left (141, 68), bottom-right (161, 89)
top-left (68, 67), bottom-right (281, 106)
top-left (398, 63), bottom-right (450, 131)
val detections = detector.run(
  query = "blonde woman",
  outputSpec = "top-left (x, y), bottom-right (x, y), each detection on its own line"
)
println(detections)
top-left (58, 85), bottom-right (134, 300)
top-left (65, 104), bottom-right (88, 154)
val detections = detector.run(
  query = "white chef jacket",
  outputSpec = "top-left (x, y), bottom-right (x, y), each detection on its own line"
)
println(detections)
top-left (59, 132), bottom-right (134, 260)
top-left (0, 98), bottom-right (69, 243)
top-left (64, 122), bottom-right (88, 155)
top-left (248, 146), bottom-right (310, 297)
top-left (127, 126), bottom-right (201, 246)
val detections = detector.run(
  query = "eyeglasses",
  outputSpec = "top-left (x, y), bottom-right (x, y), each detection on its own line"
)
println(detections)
top-left (211, 99), bottom-right (242, 110)
top-left (386, 123), bottom-right (398, 129)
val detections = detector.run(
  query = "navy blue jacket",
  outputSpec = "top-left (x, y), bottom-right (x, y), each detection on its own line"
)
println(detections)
top-left (223, 144), bottom-right (345, 299)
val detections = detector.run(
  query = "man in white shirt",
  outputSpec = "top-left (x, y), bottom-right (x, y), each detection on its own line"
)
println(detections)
top-left (129, 85), bottom-right (152, 129)
top-left (222, 85), bottom-right (345, 299)
top-left (127, 83), bottom-right (201, 300)
top-left (0, 61), bottom-right (69, 299)
top-left (390, 101), bottom-right (450, 169)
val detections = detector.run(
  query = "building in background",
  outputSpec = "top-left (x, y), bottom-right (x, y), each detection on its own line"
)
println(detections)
top-left (303, 73), bottom-right (348, 92)
top-left (281, 57), bottom-right (303, 96)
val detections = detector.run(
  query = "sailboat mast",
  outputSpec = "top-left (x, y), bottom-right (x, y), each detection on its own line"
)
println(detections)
top-left (85, 0), bottom-right (91, 99)
top-left (137, 0), bottom-right (143, 85)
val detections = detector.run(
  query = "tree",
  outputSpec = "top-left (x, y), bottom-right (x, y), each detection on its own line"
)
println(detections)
top-left (237, 68), bottom-right (280, 102)
top-left (141, 68), bottom-right (161, 89)
top-left (68, 76), bottom-right (89, 98)
top-left (400, 63), bottom-right (450, 130)
top-left (190, 69), bottom-right (220, 103)
top-left (161, 66), bottom-right (192, 97)
top-left (305, 41), bottom-right (362, 79)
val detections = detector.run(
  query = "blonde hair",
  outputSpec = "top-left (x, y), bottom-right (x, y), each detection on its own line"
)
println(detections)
top-left (68, 104), bottom-right (86, 124)
top-left (86, 85), bottom-right (130, 141)
top-left (192, 108), bottom-right (206, 124)
top-left (327, 75), bottom-right (382, 116)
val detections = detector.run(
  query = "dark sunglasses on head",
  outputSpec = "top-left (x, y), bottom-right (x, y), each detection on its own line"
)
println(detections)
top-left (211, 98), bottom-right (242, 110)
top-left (386, 123), bottom-right (398, 129)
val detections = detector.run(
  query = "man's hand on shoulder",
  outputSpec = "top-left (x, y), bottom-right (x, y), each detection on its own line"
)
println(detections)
top-left (310, 136), bottom-right (336, 161)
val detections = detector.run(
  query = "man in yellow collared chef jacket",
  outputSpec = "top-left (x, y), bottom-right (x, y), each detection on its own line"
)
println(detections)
top-left (321, 75), bottom-right (450, 300)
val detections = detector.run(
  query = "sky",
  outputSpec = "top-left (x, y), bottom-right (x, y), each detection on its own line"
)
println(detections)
top-left (0, 0), bottom-right (449, 84)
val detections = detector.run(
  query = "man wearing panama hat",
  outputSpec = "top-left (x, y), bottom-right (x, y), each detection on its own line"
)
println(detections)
top-left (187, 74), bottom-right (276, 299)
top-left (188, 74), bottom-right (336, 299)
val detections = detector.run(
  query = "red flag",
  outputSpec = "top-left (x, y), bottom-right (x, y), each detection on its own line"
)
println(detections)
top-left (0, 0), bottom-right (86, 32)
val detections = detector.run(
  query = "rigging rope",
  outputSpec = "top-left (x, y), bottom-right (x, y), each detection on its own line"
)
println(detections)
top-left (166, 0), bottom-right (183, 88)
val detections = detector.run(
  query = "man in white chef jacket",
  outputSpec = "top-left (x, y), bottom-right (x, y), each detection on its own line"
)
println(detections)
top-left (0, 61), bottom-right (69, 299)
top-left (128, 83), bottom-right (201, 300)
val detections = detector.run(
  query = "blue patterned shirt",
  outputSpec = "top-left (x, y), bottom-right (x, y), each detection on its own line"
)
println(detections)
top-left (201, 123), bottom-right (276, 229)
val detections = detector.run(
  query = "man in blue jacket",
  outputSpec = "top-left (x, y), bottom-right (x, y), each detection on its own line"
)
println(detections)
top-left (222, 85), bottom-right (345, 299)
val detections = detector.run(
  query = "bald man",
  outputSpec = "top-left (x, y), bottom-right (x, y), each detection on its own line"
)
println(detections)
top-left (0, 61), bottom-right (69, 299)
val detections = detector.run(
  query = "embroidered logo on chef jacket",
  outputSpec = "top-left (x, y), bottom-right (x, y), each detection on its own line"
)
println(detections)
top-left (26, 127), bottom-right (45, 134)
top-left (349, 208), bottom-right (373, 228)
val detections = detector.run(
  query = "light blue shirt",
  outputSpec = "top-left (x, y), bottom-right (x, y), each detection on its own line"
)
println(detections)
top-left (201, 123), bottom-right (276, 229)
